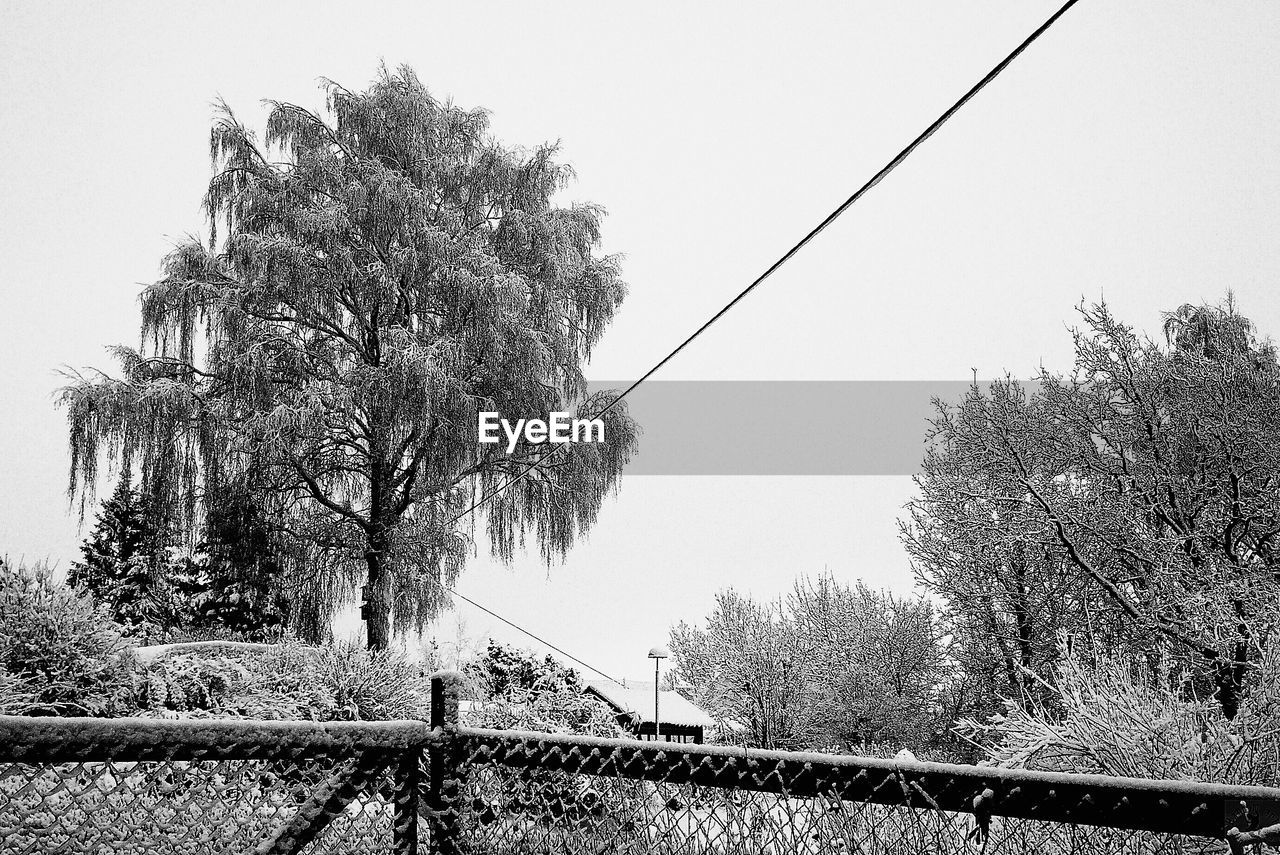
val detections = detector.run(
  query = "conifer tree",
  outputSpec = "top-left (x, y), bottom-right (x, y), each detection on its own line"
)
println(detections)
top-left (69, 481), bottom-right (168, 627)
top-left (194, 482), bottom-right (291, 640)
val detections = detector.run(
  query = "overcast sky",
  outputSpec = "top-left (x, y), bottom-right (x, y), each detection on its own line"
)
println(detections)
top-left (3, 1), bottom-right (1280, 682)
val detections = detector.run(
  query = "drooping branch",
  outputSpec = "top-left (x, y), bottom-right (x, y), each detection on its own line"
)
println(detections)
top-left (61, 65), bottom-right (639, 645)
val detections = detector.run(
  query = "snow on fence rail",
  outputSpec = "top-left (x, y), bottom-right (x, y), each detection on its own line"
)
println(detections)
top-left (2, 671), bottom-right (1280, 854)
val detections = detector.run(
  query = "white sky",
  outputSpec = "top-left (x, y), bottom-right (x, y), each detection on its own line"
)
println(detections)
top-left (4, 1), bottom-right (1280, 681)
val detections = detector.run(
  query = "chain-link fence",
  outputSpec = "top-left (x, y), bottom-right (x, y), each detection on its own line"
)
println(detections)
top-left (458, 728), bottom-right (1280, 855)
top-left (0, 713), bottom-right (431, 855)
top-left (4, 671), bottom-right (1280, 854)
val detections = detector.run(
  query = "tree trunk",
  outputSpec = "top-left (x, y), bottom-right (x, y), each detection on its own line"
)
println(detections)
top-left (365, 419), bottom-right (391, 650)
top-left (365, 537), bottom-right (391, 650)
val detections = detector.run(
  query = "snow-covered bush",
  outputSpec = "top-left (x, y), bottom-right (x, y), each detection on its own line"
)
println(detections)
top-left (956, 643), bottom-right (1280, 785)
top-left (462, 641), bottom-right (620, 736)
top-left (0, 668), bottom-right (38, 715)
top-left (130, 641), bottom-right (428, 721)
top-left (308, 644), bottom-right (429, 720)
top-left (131, 648), bottom-right (317, 720)
top-left (0, 558), bottom-right (134, 716)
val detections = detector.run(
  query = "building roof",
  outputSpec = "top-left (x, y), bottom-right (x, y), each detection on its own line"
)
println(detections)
top-left (583, 678), bottom-right (718, 728)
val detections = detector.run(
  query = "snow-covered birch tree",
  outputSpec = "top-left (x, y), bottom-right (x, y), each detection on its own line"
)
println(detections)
top-left (59, 66), bottom-right (638, 649)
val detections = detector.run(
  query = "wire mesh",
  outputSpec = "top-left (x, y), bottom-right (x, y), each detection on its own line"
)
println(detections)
top-left (0, 757), bottom-right (400, 855)
top-left (460, 763), bottom-right (1226, 855)
top-left (457, 730), bottom-right (1280, 855)
top-left (4, 699), bottom-right (1280, 855)
top-left (0, 715), bottom-right (434, 855)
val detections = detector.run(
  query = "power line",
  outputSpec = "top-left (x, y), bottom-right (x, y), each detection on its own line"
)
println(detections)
top-left (449, 0), bottom-right (1083, 523)
top-left (437, 4), bottom-right (1082, 697)
top-left (447, 587), bottom-right (623, 686)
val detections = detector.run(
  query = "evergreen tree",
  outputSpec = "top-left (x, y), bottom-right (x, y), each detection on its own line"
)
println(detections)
top-left (193, 482), bottom-right (291, 639)
top-left (69, 481), bottom-right (169, 627)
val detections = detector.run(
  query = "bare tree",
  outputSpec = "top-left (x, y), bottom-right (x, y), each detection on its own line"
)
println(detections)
top-left (788, 575), bottom-right (951, 750)
top-left (671, 576), bottom-right (950, 752)
top-left (904, 297), bottom-right (1280, 718)
top-left (670, 590), bottom-right (807, 750)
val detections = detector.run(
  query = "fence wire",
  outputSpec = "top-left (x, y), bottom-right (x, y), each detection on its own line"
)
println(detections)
top-left (0, 715), bottom-right (433, 855)
top-left (457, 728), bottom-right (1280, 855)
top-left (4, 677), bottom-right (1280, 855)
top-left (461, 764), bottom-right (1219, 855)
top-left (0, 758), bottom-right (398, 855)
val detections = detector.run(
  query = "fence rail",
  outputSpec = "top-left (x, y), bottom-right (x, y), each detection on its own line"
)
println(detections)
top-left (1, 671), bottom-right (1279, 853)
top-left (0, 715), bottom-right (437, 763)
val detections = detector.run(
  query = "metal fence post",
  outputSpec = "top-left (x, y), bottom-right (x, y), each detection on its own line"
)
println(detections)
top-left (427, 670), bottom-right (467, 855)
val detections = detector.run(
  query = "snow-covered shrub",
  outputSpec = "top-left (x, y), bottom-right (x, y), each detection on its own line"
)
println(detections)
top-left (129, 642), bottom-right (426, 721)
top-left (462, 641), bottom-right (620, 736)
top-left (0, 558), bottom-right (134, 716)
top-left (131, 649), bottom-right (320, 720)
top-left (956, 643), bottom-right (1280, 785)
top-left (134, 652), bottom-right (247, 713)
top-left (0, 667), bottom-right (39, 714)
top-left (307, 644), bottom-right (429, 720)
top-left (233, 641), bottom-right (337, 719)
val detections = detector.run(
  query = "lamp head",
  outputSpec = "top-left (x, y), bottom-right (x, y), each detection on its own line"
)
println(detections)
top-left (647, 645), bottom-right (670, 659)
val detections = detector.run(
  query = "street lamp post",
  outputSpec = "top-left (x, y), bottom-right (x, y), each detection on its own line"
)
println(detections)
top-left (648, 646), bottom-right (669, 742)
